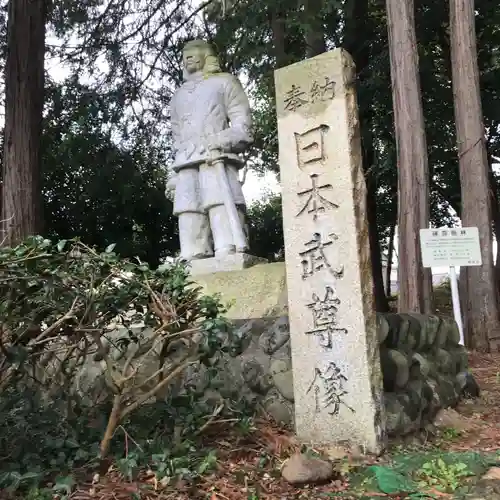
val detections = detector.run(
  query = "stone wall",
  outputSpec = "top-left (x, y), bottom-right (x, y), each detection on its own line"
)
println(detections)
top-left (63, 262), bottom-right (473, 438)
top-left (192, 311), bottom-right (471, 436)
top-left (192, 264), bottom-right (473, 434)
top-left (377, 313), bottom-right (469, 436)
top-left (186, 315), bottom-right (295, 426)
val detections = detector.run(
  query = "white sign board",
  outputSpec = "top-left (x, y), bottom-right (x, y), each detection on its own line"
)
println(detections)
top-left (419, 227), bottom-right (482, 268)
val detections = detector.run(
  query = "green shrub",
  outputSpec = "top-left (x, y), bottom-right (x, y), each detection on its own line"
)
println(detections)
top-left (0, 236), bottom-right (237, 460)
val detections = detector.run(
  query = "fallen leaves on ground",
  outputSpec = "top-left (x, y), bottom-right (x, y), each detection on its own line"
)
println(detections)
top-left (15, 351), bottom-right (500, 500)
top-left (66, 419), bottom-right (351, 500)
top-left (448, 351), bottom-right (500, 453)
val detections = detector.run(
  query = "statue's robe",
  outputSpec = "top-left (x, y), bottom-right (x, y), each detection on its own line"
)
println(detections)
top-left (170, 71), bottom-right (253, 215)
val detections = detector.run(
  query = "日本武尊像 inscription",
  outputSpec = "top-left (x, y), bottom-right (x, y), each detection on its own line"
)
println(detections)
top-left (305, 286), bottom-right (348, 348)
top-left (294, 125), bottom-right (329, 167)
top-left (299, 232), bottom-right (344, 279)
top-left (296, 174), bottom-right (338, 220)
top-left (307, 361), bottom-right (354, 415)
top-left (275, 48), bottom-right (385, 452)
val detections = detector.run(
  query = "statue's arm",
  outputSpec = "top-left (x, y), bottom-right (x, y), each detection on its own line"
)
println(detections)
top-left (208, 75), bottom-right (253, 153)
top-left (166, 96), bottom-right (180, 197)
top-left (170, 95), bottom-right (181, 151)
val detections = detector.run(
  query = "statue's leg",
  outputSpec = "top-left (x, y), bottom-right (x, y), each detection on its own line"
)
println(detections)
top-left (207, 205), bottom-right (236, 256)
top-left (174, 167), bottom-right (213, 260)
top-left (237, 204), bottom-right (250, 242)
top-left (227, 165), bottom-right (249, 252)
top-left (178, 212), bottom-right (213, 260)
top-left (200, 163), bottom-right (249, 255)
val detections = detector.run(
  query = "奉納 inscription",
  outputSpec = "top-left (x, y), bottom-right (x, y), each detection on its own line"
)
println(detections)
top-left (294, 125), bottom-right (329, 166)
top-left (310, 76), bottom-right (336, 103)
top-left (284, 84), bottom-right (308, 112)
top-left (299, 232), bottom-right (344, 280)
top-left (305, 286), bottom-right (348, 348)
top-left (284, 77), bottom-right (336, 111)
top-left (307, 361), bottom-right (354, 415)
top-left (296, 173), bottom-right (339, 220)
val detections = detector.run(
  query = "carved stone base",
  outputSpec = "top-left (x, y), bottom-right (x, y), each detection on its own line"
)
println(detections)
top-left (189, 253), bottom-right (268, 276)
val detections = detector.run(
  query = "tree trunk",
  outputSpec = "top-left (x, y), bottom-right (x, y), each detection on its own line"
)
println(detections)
top-left (450, 0), bottom-right (500, 351)
top-left (100, 394), bottom-right (122, 459)
top-left (2, 0), bottom-right (45, 246)
top-left (365, 151), bottom-right (390, 312)
top-left (486, 156), bottom-right (500, 298)
top-left (386, 0), bottom-right (433, 313)
top-left (269, 6), bottom-right (288, 69)
top-left (343, 0), bottom-right (389, 312)
top-left (386, 221), bottom-right (396, 298)
top-left (302, 0), bottom-right (326, 58)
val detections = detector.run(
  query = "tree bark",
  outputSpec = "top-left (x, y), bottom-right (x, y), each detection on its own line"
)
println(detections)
top-left (386, 221), bottom-right (396, 298)
top-left (450, 0), bottom-right (500, 351)
top-left (343, 0), bottom-right (389, 312)
top-left (486, 155), bottom-right (500, 298)
top-left (386, 0), bottom-right (433, 313)
top-left (365, 146), bottom-right (390, 312)
top-left (99, 394), bottom-right (122, 459)
top-left (269, 6), bottom-right (288, 69)
top-left (302, 0), bottom-right (326, 58)
top-left (2, 0), bottom-right (45, 246)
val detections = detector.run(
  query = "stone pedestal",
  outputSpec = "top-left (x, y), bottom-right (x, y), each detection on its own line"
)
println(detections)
top-left (274, 49), bottom-right (386, 453)
top-left (189, 253), bottom-right (268, 276)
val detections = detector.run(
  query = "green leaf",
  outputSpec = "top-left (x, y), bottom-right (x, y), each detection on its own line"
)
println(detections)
top-left (57, 240), bottom-right (67, 252)
top-left (197, 450), bottom-right (218, 474)
top-left (105, 243), bottom-right (116, 253)
top-left (64, 438), bottom-right (80, 449)
top-left (19, 471), bottom-right (42, 489)
top-left (0, 471), bottom-right (21, 491)
top-left (54, 437), bottom-right (65, 449)
top-left (52, 475), bottom-right (75, 497)
top-left (370, 465), bottom-right (417, 494)
top-left (74, 448), bottom-right (89, 461)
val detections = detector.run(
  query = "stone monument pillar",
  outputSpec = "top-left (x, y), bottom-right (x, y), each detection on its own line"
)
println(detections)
top-left (166, 39), bottom-right (266, 275)
top-left (274, 49), bottom-right (386, 453)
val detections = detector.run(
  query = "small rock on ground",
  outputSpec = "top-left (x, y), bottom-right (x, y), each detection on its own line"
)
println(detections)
top-left (281, 452), bottom-right (335, 485)
top-left (434, 408), bottom-right (474, 431)
top-left (457, 371), bottom-right (481, 399)
top-left (461, 468), bottom-right (500, 499)
top-left (463, 480), bottom-right (500, 499)
top-left (481, 467), bottom-right (500, 481)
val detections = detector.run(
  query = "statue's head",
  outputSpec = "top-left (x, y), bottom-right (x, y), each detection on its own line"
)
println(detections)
top-left (182, 39), bottom-right (221, 80)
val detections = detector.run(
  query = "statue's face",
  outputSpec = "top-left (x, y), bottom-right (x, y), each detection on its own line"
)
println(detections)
top-left (183, 45), bottom-right (207, 74)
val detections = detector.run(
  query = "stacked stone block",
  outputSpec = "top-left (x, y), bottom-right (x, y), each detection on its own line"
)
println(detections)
top-left (71, 304), bottom-right (472, 437)
top-left (187, 311), bottom-right (472, 438)
top-left (184, 312), bottom-right (472, 436)
top-left (377, 313), bottom-right (469, 436)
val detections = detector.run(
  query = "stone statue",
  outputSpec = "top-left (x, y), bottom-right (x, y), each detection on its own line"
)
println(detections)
top-left (166, 39), bottom-right (253, 261)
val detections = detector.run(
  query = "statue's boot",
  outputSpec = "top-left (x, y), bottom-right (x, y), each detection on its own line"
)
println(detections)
top-left (178, 212), bottom-right (213, 260)
top-left (209, 205), bottom-right (249, 256)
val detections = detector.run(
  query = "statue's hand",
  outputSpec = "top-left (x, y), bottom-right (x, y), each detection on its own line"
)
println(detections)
top-left (203, 132), bottom-right (232, 154)
top-left (206, 147), bottom-right (224, 165)
top-left (165, 174), bottom-right (177, 200)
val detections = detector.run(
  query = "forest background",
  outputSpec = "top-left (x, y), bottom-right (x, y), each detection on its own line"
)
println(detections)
top-left (2, 0), bottom-right (500, 349)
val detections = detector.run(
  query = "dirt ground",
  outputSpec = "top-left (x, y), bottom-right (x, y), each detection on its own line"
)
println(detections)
top-left (60, 351), bottom-right (500, 500)
top-left (450, 352), bottom-right (500, 453)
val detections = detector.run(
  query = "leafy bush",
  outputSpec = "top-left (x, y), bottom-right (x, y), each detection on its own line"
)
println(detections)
top-left (0, 386), bottom-right (226, 497)
top-left (0, 236), bottom-right (237, 459)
